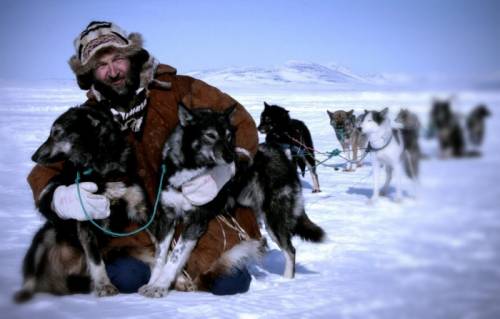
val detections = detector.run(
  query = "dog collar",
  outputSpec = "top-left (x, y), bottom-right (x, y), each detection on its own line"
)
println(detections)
top-left (367, 132), bottom-right (393, 152)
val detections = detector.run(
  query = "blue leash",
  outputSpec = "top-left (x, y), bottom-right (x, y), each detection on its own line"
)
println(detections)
top-left (75, 164), bottom-right (166, 237)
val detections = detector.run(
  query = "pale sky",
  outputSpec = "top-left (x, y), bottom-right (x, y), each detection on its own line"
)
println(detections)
top-left (1, 0), bottom-right (499, 81)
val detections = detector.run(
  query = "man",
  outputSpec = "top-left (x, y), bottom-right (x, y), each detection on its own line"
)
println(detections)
top-left (27, 21), bottom-right (260, 295)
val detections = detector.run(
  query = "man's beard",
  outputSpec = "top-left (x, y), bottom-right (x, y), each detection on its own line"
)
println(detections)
top-left (93, 67), bottom-right (141, 109)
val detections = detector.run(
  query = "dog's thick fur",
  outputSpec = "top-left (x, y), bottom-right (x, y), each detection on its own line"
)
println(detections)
top-left (139, 104), bottom-right (264, 298)
top-left (236, 143), bottom-right (325, 278)
top-left (140, 104), bottom-right (324, 295)
top-left (14, 105), bottom-right (151, 302)
top-left (429, 100), bottom-right (465, 157)
top-left (359, 108), bottom-right (417, 202)
top-left (466, 104), bottom-right (491, 152)
top-left (258, 102), bottom-right (321, 192)
top-left (327, 109), bottom-right (368, 171)
top-left (395, 108), bottom-right (421, 177)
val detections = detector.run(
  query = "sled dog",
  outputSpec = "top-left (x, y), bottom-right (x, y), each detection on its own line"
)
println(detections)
top-left (359, 108), bottom-right (417, 202)
top-left (327, 109), bottom-right (368, 171)
top-left (395, 108), bottom-right (421, 177)
top-left (466, 104), bottom-right (491, 153)
top-left (429, 100), bottom-right (465, 157)
top-left (14, 105), bottom-right (150, 302)
top-left (139, 104), bottom-right (264, 298)
top-left (140, 104), bottom-right (325, 297)
top-left (258, 102), bottom-right (321, 192)
top-left (236, 142), bottom-right (325, 278)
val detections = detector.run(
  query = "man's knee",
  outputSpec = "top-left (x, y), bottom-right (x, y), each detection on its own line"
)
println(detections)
top-left (211, 267), bottom-right (252, 295)
top-left (105, 256), bottom-right (150, 293)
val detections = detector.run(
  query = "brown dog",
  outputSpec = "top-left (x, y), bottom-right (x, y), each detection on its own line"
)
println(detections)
top-left (327, 109), bottom-right (367, 171)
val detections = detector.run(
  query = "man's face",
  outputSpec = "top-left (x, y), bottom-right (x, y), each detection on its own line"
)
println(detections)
top-left (93, 49), bottom-right (132, 96)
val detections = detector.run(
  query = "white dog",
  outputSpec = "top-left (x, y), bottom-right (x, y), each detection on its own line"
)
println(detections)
top-left (359, 108), bottom-right (416, 202)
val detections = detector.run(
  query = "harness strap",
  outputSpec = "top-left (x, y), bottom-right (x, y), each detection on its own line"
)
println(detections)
top-left (216, 214), bottom-right (250, 241)
top-left (215, 216), bottom-right (228, 251)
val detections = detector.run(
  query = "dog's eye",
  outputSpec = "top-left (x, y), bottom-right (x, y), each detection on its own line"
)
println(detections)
top-left (203, 132), bottom-right (218, 142)
top-left (51, 126), bottom-right (63, 139)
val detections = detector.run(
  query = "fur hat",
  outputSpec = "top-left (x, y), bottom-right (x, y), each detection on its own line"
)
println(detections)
top-left (68, 21), bottom-right (144, 77)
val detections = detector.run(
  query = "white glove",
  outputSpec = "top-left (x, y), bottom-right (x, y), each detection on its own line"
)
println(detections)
top-left (182, 162), bottom-right (235, 206)
top-left (51, 182), bottom-right (110, 221)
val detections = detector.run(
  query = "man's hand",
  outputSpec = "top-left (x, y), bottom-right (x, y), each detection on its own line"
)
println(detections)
top-left (52, 182), bottom-right (110, 221)
top-left (182, 162), bottom-right (235, 206)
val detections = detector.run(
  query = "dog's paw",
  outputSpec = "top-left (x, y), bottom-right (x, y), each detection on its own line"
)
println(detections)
top-left (124, 185), bottom-right (148, 219)
top-left (174, 275), bottom-right (197, 292)
top-left (312, 189), bottom-right (321, 193)
top-left (105, 182), bottom-right (127, 199)
top-left (138, 284), bottom-right (169, 298)
top-left (95, 283), bottom-right (119, 297)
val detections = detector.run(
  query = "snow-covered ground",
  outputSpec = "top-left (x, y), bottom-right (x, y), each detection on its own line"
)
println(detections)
top-left (1, 84), bottom-right (500, 319)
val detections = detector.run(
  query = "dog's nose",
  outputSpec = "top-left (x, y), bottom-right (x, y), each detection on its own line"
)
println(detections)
top-left (31, 153), bottom-right (39, 163)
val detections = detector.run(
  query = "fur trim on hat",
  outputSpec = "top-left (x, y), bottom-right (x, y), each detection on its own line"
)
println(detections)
top-left (68, 32), bottom-right (144, 77)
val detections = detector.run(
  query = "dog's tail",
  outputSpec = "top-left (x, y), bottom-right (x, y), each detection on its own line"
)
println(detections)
top-left (179, 238), bottom-right (266, 292)
top-left (294, 213), bottom-right (325, 243)
top-left (403, 150), bottom-right (419, 180)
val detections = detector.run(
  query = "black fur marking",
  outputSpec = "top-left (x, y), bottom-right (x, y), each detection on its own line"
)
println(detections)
top-left (373, 111), bottom-right (384, 125)
top-left (66, 275), bottom-right (92, 293)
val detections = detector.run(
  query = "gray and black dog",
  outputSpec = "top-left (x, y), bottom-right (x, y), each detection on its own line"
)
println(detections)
top-left (429, 100), bottom-right (466, 157)
top-left (138, 103), bottom-right (249, 298)
top-left (139, 103), bottom-right (325, 299)
top-left (466, 104), bottom-right (491, 152)
top-left (14, 105), bottom-right (150, 302)
top-left (395, 108), bottom-right (421, 178)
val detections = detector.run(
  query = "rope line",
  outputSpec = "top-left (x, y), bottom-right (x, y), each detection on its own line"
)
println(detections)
top-left (75, 164), bottom-right (166, 237)
top-left (282, 132), bottom-right (371, 170)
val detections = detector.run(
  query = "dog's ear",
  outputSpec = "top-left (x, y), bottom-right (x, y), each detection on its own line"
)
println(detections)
top-left (86, 114), bottom-right (100, 127)
top-left (326, 110), bottom-right (333, 118)
top-left (224, 103), bottom-right (238, 119)
top-left (347, 110), bottom-right (354, 116)
top-left (380, 107), bottom-right (389, 118)
top-left (480, 105), bottom-right (491, 117)
top-left (264, 101), bottom-right (270, 109)
top-left (177, 103), bottom-right (194, 126)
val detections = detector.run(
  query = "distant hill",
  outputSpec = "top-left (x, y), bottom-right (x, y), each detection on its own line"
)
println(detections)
top-left (186, 61), bottom-right (500, 92)
top-left (186, 61), bottom-right (419, 91)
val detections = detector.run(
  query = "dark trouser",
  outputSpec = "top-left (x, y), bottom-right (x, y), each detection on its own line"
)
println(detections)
top-left (106, 256), bottom-right (251, 295)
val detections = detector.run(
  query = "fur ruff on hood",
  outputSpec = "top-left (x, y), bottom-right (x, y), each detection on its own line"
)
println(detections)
top-left (69, 31), bottom-right (172, 93)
